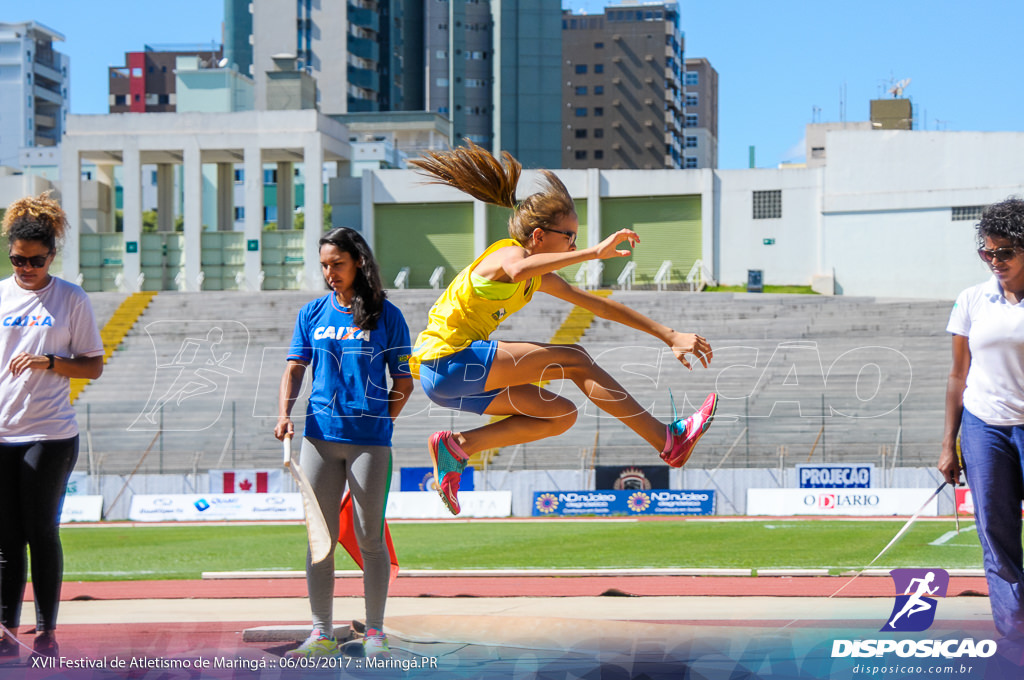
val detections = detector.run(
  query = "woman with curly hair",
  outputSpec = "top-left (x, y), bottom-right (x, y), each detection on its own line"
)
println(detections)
top-left (941, 197), bottom-right (1024, 650)
top-left (0, 194), bottom-right (103, 662)
top-left (408, 142), bottom-right (717, 516)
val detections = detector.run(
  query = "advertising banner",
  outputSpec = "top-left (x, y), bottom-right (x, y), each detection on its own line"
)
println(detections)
top-left (747, 488), bottom-right (939, 516)
top-left (385, 491), bottom-right (509, 519)
top-left (60, 495), bottom-right (103, 523)
top-left (531, 490), bottom-right (715, 516)
top-left (128, 493), bottom-right (305, 521)
top-left (400, 466), bottom-right (474, 492)
top-left (796, 463), bottom-right (874, 488)
top-left (594, 465), bottom-right (668, 490)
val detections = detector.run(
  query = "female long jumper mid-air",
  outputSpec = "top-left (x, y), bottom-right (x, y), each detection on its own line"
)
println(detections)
top-left (407, 142), bottom-right (718, 515)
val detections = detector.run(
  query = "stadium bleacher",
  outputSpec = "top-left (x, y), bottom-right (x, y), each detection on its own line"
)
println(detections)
top-left (73, 290), bottom-right (953, 475)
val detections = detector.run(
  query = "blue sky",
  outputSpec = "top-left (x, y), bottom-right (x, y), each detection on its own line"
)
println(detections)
top-left (17, 1), bottom-right (1024, 169)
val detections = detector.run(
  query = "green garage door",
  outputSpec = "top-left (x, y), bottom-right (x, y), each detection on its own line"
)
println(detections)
top-left (375, 203), bottom-right (475, 288)
top-left (600, 196), bottom-right (701, 287)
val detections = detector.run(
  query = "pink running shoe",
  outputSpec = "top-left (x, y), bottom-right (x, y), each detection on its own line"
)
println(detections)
top-left (429, 431), bottom-right (467, 515)
top-left (660, 392), bottom-right (718, 468)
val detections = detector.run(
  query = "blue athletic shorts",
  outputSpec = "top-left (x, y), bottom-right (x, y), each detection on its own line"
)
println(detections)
top-left (419, 340), bottom-right (502, 415)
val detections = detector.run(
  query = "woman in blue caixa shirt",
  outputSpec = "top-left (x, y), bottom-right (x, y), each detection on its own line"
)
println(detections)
top-left (274, 227), bottom-right (413, 659)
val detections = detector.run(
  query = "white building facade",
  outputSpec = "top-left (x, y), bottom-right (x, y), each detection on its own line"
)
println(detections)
top-left (0, 21), bottom-right (70, 169)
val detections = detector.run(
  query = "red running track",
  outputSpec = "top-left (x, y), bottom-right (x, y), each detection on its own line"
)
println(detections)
top-left (35, 574), bottom-right (990, 601)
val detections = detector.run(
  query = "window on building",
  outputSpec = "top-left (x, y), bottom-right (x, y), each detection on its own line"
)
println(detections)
top-left (594, 64), bottom-right (604, 74)
top-left (234, 169), bottom-right (244, 183)
top-left (594, 107), bottom-right (603, 116)
top-left (685, 72), bottom-right (699, 86)
top-left (594, 85), bottom-right (604, 95)
top-left (575, 129), bottom-right (587, 138)
top-left (685, 94), bottom-right (698, 107)
top-left (952, 206), bottom-right (986, 222)
top-left (595, 42), bottom-right (604, 49)
top-left (575, 150), bottom-right (587, 160)
top-left (264, 169), bottom-right (278, 184)
top-left (753, 190), bottom-right (782, 219)
top-left (685, 136), bottom-right (698, 148)
top-left (436, 77), bottom-right (449, 87)
top-left (234, 206), bottom-right (245, 220)
top-left (594, 128), bottom-right (604, 138)
top-left (684, 113), bottom-right (698, 127)
top-left (684, 157), bottom-right (698, 169)
top-left (158, 94), bottom-right (170, 105)
top-left (575, 108), bottom-right (587, 117)
top-left (575, 64), bottom-right (587, 74)
top-left (436, 50), bottom-right (447, 59)
top-left (594, 150), bottom-right (604, 159)
top-left (114, 94), bottom-right (126, 106)
top-left (575, 86), bottom-right (587, 95)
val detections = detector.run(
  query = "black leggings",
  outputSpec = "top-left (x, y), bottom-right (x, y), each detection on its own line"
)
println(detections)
top-left (0, 437), bottom-right (79, 632)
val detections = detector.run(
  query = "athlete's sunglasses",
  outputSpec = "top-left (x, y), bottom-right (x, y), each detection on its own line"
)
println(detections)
top-left (977, 246), bottom-right (1021, 264)
top-left (9, 253), bottom-right (51, 269)
top-left (540, 226), bottom-right (577, 247)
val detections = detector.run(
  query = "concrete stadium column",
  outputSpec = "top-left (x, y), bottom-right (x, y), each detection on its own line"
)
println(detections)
top-left (361, 170), bottom-right (376, 250)
top-left (586, 168), bottom-right (602, 248)
top-left (303, 139), bottom-right (324, 290)
top-left (276, 161), bottom-right (293, 231)
top-left (94, 164), bottom-right (116, 232)
top-left (216, 163), bottom-right (234, 231)
top-left (700, 168), bottom-right (715, 280)
top-left (157, 163), bottom-right (175, 232)
top-left (243, 144), bottom-right (264, 290)
top-left (473, 200), bottom-right (487, 256)
top-left (58, 142), bottom-right (81, 283)
top-left (182, 141), bottom-right (203, 291)
top-left (122, 141), bottom-right (143, 293)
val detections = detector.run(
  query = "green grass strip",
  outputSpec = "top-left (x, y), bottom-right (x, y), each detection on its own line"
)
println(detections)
top-left (59, 520), bottom-right (985, 582)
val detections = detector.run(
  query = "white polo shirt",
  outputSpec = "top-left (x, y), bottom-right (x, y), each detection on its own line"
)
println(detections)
top-left (0, 276), bottom-right (104, 443)
top-left (947, 276), bottom-right (1024, 426)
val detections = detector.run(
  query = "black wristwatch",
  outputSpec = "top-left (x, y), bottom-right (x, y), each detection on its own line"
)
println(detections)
top-left (46, 354), bottom-right (55, 370)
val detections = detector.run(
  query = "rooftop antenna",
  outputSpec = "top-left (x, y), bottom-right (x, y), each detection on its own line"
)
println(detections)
top-left (839, 82), bottom-right (846, 122)
top-left (812, 105), bottom-right (821, 123)
top-left (888, 77), bottom-right (911, 98)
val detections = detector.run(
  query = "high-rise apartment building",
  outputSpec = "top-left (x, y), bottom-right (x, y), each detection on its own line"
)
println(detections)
top-left (0, 21), bottom-right (69, 168)
top-left (424, 0), bottom-right (561, 168)
top-left (108, 44), bottom-right (223, 113)
top-left (561, 2), bottom-right (688, 170)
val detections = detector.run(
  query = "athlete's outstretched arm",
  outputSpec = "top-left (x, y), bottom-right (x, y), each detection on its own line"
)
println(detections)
top-left (539, 272), bottom-right (713, 370)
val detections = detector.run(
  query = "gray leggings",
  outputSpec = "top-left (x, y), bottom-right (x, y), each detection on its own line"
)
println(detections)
top-left (300, 437), bottom-right (392, 636)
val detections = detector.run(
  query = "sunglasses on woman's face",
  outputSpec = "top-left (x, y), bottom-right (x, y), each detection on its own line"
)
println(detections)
top-left (9, 253), bottom-right (50, 269)
top-left (977, 246), bottom-right (1021, 264)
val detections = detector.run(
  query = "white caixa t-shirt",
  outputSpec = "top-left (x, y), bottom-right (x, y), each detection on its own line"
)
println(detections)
top-left (0, 276), bottom-right (104, 442)
top-left (947, 276), bottom-right (1024, 427)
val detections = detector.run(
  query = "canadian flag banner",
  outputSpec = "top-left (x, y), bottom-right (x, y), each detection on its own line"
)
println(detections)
top-left (209, 469), bottom-right (284, 494)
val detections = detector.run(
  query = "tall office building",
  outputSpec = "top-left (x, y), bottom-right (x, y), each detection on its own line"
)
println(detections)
top-left (561, 1), bottom-right (688, 170)
top-left (682, 57), bottom-right (718, 168)
top-left (108, 44), bottom-right (223, 113)
top-left (223, 0), bottom-right (253, 77)
top-left (424, 0), bottom-right (561, 167)
top-left (246, 0), bottom-right (423, 114)
top-left (0, 21), bottom-right (69, 168)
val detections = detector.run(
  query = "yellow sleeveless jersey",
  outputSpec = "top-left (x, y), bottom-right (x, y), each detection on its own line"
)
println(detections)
top-left (410, 239), bottom-right (541, 374)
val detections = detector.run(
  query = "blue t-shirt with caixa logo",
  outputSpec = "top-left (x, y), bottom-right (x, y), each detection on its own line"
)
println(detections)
top-left (287, 294), bottom-right (410, 446)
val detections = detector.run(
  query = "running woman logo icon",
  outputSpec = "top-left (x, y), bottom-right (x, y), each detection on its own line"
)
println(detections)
top-left (882, 568), bottom-right (950, 632)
